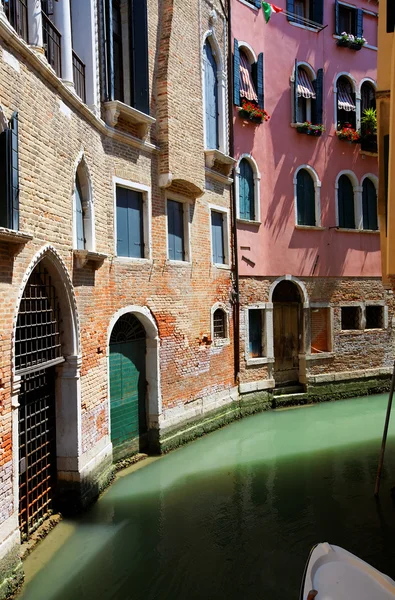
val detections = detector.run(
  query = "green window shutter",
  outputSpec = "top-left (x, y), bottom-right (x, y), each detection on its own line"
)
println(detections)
top-left (257, 53), bottom-right (264, 109)
top-left (293, 59), bottom-right (299, 123)
top-left (75, 178), bottom-right (85, 249)
top-left (334, 0), bottom-right (339, 34)
top-left (362, 179), bottom-right (378, 231)
top-left (297, 169), bottom-right (315, 226)
top-left (338, 175), bottom-right (355, 229)
top-left (254, 0), bottom-right (261, 7)
top-left (130, 0), bottom-right (149, 114)
top-left (287, 0), bottom-right (295, 22)
top-left (384, 135), bottom-right (390, 234)
top-left (0, 112), bottom-right (19, 230)
top-left (312, 68), bottom-right (323, 125)
top-left (356, 8), bottom-right (363, 38)
top-left (239, 159), bottom-right (255, 221)
top-left (211, 211), bottom-right (225, 264)
top-left (104, 0), bottom-right (114, 101)
top-left (233, 38), bottom-right (240, 106)
top-left (167, 200), bottom-right (185, 261)
top-left (116, 187), bottom-right (144, 257)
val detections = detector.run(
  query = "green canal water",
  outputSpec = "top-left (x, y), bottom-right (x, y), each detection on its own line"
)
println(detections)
top-left (18, 395), bottom-right (395, 600)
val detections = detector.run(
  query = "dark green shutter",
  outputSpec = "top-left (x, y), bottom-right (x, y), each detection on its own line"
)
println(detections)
top-left (338, 175), bottom-right (355, 229)
top-left (257, 53), bottom-right (264, 109)
top-left (293, 59), bottom-right (299, 123)
top-left (362, 179), bottom-right (378, 231)
top-left (168, 200), bottom-right (185, 261)
top-left (116, 187), bottom-right (144, 257)
top-left (287, 0), bottom-right (295, 22)
top-left (211, 211), bottom-right (225, 264)
top-left (311, 0), bottom-right (323, 25)
top-left (387, 0), bottom-right (395, 33)
top-left (297, 169), bottom-right (315, 226)
top-left (104, 0), bottom-right (114, 101)
top-left (239, 159), bottom-right (254, 221)
top-left (233, 38), bottom-right (240, 106)
top-left (0, 112), bottom-right (19, 230)
top-left (130, 0), bottom-right (149, 114)
top-left (334, 0), bottom-right (339, 34)
top-left (356, 8), bottom-right (363, 38)
top-left (312, 68), bottom-right (323, 125)
top-left (384, 135), bottom-right (389, 234)
top-left (254, 0), bottom-right (261, 7)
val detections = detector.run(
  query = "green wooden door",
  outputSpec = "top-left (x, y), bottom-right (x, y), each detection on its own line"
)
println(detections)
top-left (110, 338), bottom-right (147, 459)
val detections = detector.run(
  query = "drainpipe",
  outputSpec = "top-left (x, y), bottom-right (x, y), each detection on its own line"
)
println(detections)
top-left (226, 0), bottom-right (240, 386)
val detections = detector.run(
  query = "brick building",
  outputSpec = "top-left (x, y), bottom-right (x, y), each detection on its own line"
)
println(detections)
top-left (232, 0), bottom-right (392, 399)
top-left (0, 0), bottom-right (237, 594)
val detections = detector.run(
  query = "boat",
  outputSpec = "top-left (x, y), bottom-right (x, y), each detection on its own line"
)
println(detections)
top-left (300, 542), bottom-right (395, 600)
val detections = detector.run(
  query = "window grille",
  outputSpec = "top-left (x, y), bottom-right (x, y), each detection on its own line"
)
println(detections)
top-left (72, 50), bottom-right (86, 103)
top-left (110, 314), bottom-right (145, 344)
top-left (213, 309), bottom-right (226, 339)
top-left (366, 306), bottom-right (384, 330)
top-left (4, 0), bottom-right (28, 42)
top-left (42, 11), bottom-right (62, 78)
top-left (15, 264), bottom-right (62, 372)
top-left (341, 306), bottom-right (360, 330)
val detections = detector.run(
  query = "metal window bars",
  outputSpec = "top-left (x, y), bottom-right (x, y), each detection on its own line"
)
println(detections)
top-left (4, 0), bottom-right (28, 42)
top-left (42, 10), bottom-right (62, 78)
top-left (213, 309), bottom-right (226, 339)
top-left (72, 50), bottom-right (86, 103)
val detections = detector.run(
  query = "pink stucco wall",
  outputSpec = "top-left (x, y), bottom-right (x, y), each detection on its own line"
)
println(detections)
top-left (233, 0), bottom-right (379, 278)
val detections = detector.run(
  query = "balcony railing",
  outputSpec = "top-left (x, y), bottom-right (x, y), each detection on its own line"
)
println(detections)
top-left (72, 50), bottom-right (86, 103)
top-left (4, 0), bottom-right (28, 42)
top-left (42, 11), bottom-right (61, 77)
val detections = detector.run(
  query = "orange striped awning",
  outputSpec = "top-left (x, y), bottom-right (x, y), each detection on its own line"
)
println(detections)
top-left (240, 52), bottom-right (258, 103)
top-left (297, 68), bottom-right (316, 99)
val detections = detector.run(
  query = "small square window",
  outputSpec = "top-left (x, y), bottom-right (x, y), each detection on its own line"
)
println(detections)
top-left (366, 306), bottom-right (384, 330)
top-left (311, 308), bottom-right (331, 353)
top-left (248, 309), bottom-right (265, 358)
top-left (341, 306), bottom-right (360, 330)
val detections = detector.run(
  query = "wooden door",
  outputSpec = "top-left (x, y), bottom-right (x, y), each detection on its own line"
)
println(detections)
top-left (273, 303), bottom-right (300, 384)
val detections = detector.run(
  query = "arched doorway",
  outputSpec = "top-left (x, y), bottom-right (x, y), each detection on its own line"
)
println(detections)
top-left (272, 280), bottom-right (303, 385)
top-left (109, 314), bottom-right (148, 460)
top-left (16, 262), bottom-right (63, 539)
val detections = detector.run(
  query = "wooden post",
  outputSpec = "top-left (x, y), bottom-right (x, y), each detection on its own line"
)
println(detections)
top-left (374, 359), bottom-right (395, 496)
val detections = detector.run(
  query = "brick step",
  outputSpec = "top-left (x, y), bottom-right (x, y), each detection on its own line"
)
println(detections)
top-left (273, 385), bottom-right (305, 397)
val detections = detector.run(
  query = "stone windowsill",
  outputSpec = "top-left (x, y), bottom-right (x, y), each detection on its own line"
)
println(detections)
top-left (360, 149), bottom-right (378, 157)
top-left (104, 100), bottom-right (156, 138)
top-left (73, 249), bottom-right (107, 269)
top-left (204, 149), bottom-right (236, 177)
top-left (334, 227), bottom-right (379, 234)
top-left (237, 218), bottom-right (261, 226)
top-left (295, 225), bottom-right (326, 231)
top-left (304, 352), bottom-right (335, 361)
top-left (0, 227), bottom-right (33, 245)
top-left (246, 356), bottom-right (274, 366)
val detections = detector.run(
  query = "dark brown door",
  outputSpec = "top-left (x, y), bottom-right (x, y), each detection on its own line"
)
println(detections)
top-left (274, 303), bottom-right (300, 384)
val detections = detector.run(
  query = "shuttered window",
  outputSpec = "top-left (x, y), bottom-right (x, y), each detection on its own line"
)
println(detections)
top-left (296, 169), bottom-right (316, 226)
top-left (287, 0), bottom-right (323, 25)
top-left (75, 177), bottom-right (85, 249)
top-left (248, 309), bottom-right (264, 358)
top-left (211, 211), bottom-right (225, 265)
top-left (0, 111), bottom-right (19, 230)
top-left (239, 159), bottom-right (255, 221)
top-left (204, 41), bottom-right (219, 150)
top-left (362, 179), bottom-right (378, 231)
top-left (338, 175), bottom-right (355, 229)
top-left (167, 200), bottom-right (185, 261)
top-left (234, 41), bottom-right (264, 110)
top-left (311, 308), bottom-right (330, 353)
top-left (105, 0), bottom-right (149, 114)
top-left (335, 1), bottom-right (363, 37)
top-left (116, 187), bottom-right (144, 258)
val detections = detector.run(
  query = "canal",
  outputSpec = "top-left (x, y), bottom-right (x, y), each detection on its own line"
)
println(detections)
top-left (18, 394), bottom-right (395, 600)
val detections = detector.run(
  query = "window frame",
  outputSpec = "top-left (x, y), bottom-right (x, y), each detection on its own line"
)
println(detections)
top-left (293, 165), bottom-right (321, 228)
top-left (235, 154), bottom-right (261, 224)
top-left (245, 303), bottom-right (274, 366)
top-left (202, 31), bottom-right (227, 155)
top-left (340, 305), bottom-right (362, 331)
top-left (165, 194), bottom-right (191, 264)
top-left (334, 73), bottom-right (357, 131)
top-left (335, 171), bottom-right (359, 230)
top-left (361, 175), bottom-right (379, 231)
top-left (365, 302), bottom-right (387, 330)
top-left (113, 177), bottom-right (152, 262)
top-left (291, 61), bottom-right (323, 127)
top-left (211, 303), bottom-right (230, 346)
top-left (209, 204), bottom-right (231, 268)
top-left (73, 157), bottom-right (96, 252)
top-left (309, 303), bottom-right (333, 356)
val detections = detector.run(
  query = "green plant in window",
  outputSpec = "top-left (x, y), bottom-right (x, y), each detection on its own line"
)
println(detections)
top-left (360, 108), bottom-right (377, 135)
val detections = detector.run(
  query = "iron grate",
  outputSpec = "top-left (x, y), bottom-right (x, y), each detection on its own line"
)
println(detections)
top-left (213, 309), bottom-right (226, 339)
top-left (110, 314), bottom-right (145, 344)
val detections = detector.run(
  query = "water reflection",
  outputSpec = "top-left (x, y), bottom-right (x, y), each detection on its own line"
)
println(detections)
top-left (19, 395), bottom-right (395, 600)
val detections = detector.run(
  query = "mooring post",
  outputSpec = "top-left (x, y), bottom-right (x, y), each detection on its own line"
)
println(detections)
top-left (374, 359), bottom-right (395, 496)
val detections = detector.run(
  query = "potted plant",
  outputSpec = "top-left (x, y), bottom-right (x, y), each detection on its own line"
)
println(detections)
top-left (336, 122), bottom-right (361, 143)
top-left (238, 99), bottom-right (270, 124)
top-left (296, 121), bottom-right (325, 137)
top-left (337, 32), bottom-right (367, 50)
top-left (360, 108), bottom-right (377, 153)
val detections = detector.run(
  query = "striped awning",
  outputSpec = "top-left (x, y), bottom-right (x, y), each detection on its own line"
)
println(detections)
top-left (338, 81), bottom-right (356, 112)
top-left (297, 68), bottom-right (316, 99)
top-left (240, 52), bottom-right (258, 103)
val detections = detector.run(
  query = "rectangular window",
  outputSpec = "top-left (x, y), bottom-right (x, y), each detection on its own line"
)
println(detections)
top-left (366, 306), bottom-right (384, 329)
top-left (341, 306), bottom-right (360, 331)
top-left (0, 112), bottom-right (19, 231)
top-left (339, 5), bottom-right (356, 34)
top-left (167, 200), bottom-right (185, 261)
top-left (311, 308), bottom-right (330, 353)
top-left (211, 211), bottom-right (225, 265)
top-left (116, 186), bottom-right (144, 258)
top-left (248, 309), bottom-right (264, 358)
top-left (387, 0), bottom-right (395, 33)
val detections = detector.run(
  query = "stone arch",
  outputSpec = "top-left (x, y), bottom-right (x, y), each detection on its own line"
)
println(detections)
top-left (107, 305), bottom-right (161, 453)
top-left (238, 41), bottom-right (257, 65)
top-left (293, 165), bottom-right (322, 227)
top-left (269, 275), bottom-right (309, 307)
top-left (235, 154), bottom-right (261, 222)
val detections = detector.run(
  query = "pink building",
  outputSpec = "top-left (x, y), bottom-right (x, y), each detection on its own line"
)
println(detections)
top-left (232, 0), bottom-right (394, 398)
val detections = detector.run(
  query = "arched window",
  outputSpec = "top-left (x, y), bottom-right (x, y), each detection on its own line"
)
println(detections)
top-left (73, 160), bottom-right (94, 251)
top-left (239, 158), bottom-right (255, 221)
top-left (338, 174), bottom-right (355, 229)
top-left (293, 62), bottom-right (323, 125)
top-left (203, 40), bottom-right (219, 150)
top-left (296, 169), bottom-right (316, 226)
top-left (362, 178), bottom-right (378, 231)
top-left (233, 41), bottom-right (264, 110)
top-left (336, 76), bottom-right (356, 130)
top-left (213, 308), bottom-right (227, 340)
top-left (75, 175), bottom-right (85, 249)
top-left (360, 81), bottom-right (377, 153)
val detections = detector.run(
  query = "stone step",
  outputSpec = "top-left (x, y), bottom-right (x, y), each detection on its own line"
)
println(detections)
top-left (273, 385), bottom-right (305, 397)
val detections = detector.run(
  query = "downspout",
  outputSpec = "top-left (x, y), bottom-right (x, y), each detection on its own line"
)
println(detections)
top-left (226, 0), bottom-right (240, 386)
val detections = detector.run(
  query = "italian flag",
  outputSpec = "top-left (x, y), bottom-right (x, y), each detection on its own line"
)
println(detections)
top-left (262, 2), bottom-right (284, 23)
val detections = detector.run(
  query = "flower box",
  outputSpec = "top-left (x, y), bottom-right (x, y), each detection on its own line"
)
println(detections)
top-left (337, 33), bottom-right (366, 50)
top-left (239, 109), bottom-right (264, 124)
top-left (336, 126), bottom-right (361, 143)
top-left (296, 122), bottom-right (324, 137)
top-left (238, 100), bottom-right (270, 125)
